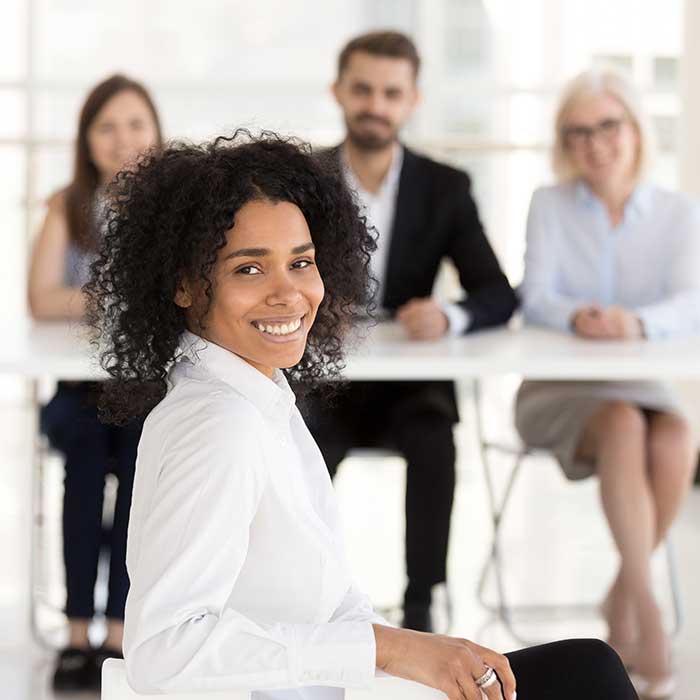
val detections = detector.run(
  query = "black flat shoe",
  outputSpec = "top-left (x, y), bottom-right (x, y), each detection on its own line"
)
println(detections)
top-left (90, 645), bottom-right (124, 691)
top-left (402, 603), bottom-right (433, 632)
top-left (52, 647), bottom-right (93, 692)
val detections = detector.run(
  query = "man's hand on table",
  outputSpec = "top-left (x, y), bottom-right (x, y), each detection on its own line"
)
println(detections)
top-left (396, 298), bottom-right (449, 340)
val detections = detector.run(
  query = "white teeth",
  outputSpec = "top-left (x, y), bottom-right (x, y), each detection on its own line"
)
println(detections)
top-left (256, 318), bottom-right (302, 336)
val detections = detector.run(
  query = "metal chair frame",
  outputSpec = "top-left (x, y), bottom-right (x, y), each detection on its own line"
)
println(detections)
top-left (29, 378), bottom-right (66, 650)
top-left (472, 379), bottom-right (684, 647)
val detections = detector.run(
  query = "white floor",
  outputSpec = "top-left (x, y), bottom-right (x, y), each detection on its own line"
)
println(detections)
top-left (1, 379), bottom-right (699, 699)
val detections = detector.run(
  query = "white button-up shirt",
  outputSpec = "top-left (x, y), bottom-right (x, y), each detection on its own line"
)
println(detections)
top-left (341, 144), bottom-right (470, 334)
top-left (342, 145), bottom-right (404, 308)
top-left (521, 181), bottom-right (700, 339)
top-left (123, 332), bottom-right (386, 699)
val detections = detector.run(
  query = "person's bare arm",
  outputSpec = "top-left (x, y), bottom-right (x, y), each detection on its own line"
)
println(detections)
top-left (373, 624), bottom-right (515, 700)
top-left (28, 196), bottom-right (86, 321)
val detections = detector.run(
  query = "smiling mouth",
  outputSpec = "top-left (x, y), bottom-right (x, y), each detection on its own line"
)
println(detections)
top-left (252, 315), bottom-right (305, 337)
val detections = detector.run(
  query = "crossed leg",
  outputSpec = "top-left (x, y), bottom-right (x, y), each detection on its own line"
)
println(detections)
top-left (575, 401), bottom-right (693, 680)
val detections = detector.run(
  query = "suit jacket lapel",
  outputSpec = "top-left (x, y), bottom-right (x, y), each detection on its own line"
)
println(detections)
top-left (326, 143), bottom-right (423, 309)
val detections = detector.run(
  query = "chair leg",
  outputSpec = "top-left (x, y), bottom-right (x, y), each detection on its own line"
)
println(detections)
top-left (475, 448), bottom-right (527, 639)
top-left (665, 536), bottom-right (684, 638)
top-left (29, 378), bottom-right (63, 650)
top-left (473, 379), bottom-right (526, 633)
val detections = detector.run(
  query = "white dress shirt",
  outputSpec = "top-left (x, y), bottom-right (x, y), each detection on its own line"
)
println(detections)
top-left (341, 144), bottom-right (470, 334)
top-left (123, 332), bottom-right (387, 699)
top-left (521, 181), bottom-right (700, 338)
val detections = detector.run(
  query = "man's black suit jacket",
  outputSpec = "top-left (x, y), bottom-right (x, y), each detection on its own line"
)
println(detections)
top-left (328, 144), bottom-right (518, 422)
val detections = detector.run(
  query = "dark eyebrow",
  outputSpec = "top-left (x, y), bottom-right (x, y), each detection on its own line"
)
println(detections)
top-left (224, 242), bottom-right (315, 261)
top-left (292, 242), bottom-right (315, 254)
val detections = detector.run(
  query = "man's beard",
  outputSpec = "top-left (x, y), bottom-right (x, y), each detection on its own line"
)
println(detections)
top-left (345, 114), bottom-right (398, 152)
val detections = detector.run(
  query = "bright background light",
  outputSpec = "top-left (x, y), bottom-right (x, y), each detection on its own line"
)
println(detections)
top-left (0, 0), bottom-right (685, 320)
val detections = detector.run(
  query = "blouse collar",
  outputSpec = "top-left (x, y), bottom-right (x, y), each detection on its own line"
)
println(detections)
top-left (574, 179), bottom-right (653, 217)
top-left (178, 330), bottom-right (296, 422)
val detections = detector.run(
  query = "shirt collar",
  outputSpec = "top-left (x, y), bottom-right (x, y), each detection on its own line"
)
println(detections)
top-left (627, 182), bottom-right (653, 215)
top-left (341, 142), bottom-right (404, 198)
top-left (178, 330), bottom-right (296, 422)
top-left (574, 179), bottom-right (653, 218)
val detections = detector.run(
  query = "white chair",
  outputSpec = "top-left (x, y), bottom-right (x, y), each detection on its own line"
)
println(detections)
top-left (102, 658), bottom-right (444, 700)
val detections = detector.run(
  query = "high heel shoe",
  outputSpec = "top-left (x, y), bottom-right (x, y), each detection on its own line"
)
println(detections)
top-left (629, 671), bottom-right (676, 700)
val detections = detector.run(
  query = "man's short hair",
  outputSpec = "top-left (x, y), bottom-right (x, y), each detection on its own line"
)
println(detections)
top-left (337, 30), bottom-right (421, 78)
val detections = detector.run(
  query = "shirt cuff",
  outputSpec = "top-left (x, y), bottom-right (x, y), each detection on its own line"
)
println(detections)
top-left (288, 622), bottom-right (377, 689)
top-left (635, 307), bottom-right (662, 340)
top-left (442, 303), bottom-right (471, 336)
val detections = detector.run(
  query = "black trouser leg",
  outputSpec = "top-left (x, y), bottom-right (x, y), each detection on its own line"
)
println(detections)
top-left (42, 384), bottom-right (110, 620)
top-left (505, 639), bottom-right (637, 700)
top-left (394, 410), bottom-right (456, 606)
top-left (104, 418), bottom-right (143, 621)
top-left (301, 395), bottom-right (357, 479)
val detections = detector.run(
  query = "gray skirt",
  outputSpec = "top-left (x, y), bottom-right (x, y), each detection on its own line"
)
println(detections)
top-left (514, 380), bottom-right (686, 481)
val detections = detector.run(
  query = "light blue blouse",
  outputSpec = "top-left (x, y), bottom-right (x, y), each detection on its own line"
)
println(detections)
top-left (520, 181), bottom-right (700, 339)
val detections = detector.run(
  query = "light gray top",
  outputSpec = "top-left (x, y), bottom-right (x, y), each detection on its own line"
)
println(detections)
top-left (520, 181), bottom-right (700, 339)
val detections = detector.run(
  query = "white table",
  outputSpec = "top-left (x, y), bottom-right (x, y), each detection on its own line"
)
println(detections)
top-left (3, 319), bottom-right (700, 380)
top-left (345, 322), bottom-right (700, 380)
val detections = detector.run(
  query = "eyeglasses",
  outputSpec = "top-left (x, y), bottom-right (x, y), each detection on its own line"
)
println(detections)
top-left (562, 117), bottom-right (626, 148)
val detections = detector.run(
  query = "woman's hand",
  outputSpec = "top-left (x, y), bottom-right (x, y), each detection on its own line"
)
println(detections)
top-left (373, 625), bottom-right (516, 700)
top-left (572, 304), bottom-right (610, 338)
top-left (603, 305), bottom-right (645, 339)
top-left (572, 305), bottom-right (644, 340)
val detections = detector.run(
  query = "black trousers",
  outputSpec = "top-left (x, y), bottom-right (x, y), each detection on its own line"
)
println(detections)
top-left (505, 639), bottom-right (638, 699)
top-left (41, 382), bottom-right (143, 620)
top-left (302, 381), bottom-right (457, 606)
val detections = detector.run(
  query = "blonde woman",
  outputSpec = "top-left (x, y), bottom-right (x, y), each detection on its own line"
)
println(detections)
top-left (516, 69), bottom-right (700, 699)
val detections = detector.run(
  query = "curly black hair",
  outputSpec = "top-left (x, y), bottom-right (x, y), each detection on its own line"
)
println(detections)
top-left (85, 130), bottom-right (376, 425)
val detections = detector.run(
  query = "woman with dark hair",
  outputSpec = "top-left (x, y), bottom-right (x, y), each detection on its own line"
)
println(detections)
top-left (87, 131), bottom-right (637, 700)
top-left (28, 73), bottom-right (162, 691)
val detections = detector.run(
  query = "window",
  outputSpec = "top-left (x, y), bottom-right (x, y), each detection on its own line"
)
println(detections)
top-left (3, 0), bottom-right (684, 320)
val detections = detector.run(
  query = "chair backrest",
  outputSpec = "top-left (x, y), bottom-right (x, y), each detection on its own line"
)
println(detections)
top-left (348, 676), bottom-right (445, 700)
top-left (102, 658), bottom-right (444, 700)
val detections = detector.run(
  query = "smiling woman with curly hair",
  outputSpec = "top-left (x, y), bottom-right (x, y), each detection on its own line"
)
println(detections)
top-left (85, 131), bottom-right (637, 700)
top-left (87, 130), bottom-right (375, 424)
